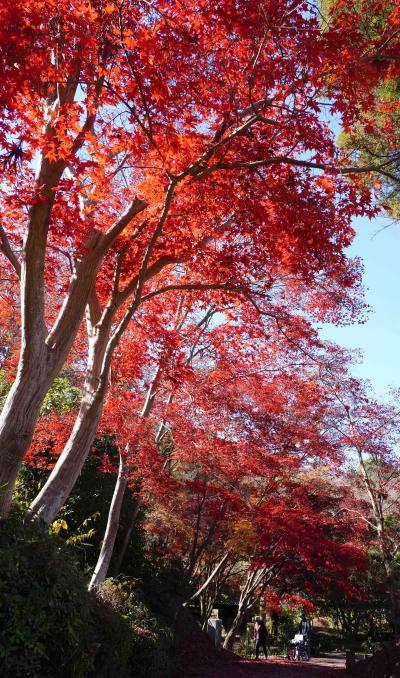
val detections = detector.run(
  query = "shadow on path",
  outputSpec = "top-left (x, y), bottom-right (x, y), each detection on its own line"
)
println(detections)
top-left (192, 654), bottom-right (346, 677)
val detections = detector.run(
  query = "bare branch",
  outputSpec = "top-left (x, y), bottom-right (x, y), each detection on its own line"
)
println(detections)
top-left (203, 155), bottom-right (398, 180)
top-left (183, 552), bottom-right (231, 606)
top-left (140, 281), bottom-right (238, 304)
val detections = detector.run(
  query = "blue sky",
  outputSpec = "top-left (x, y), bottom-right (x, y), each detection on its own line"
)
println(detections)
top-left (319, 214), bottom-right (400, 400)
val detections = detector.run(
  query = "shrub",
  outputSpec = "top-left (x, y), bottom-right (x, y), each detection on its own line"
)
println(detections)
top-left (99, 578), bottom-right (174, 678)
top-left (0, 518), bottom-right (175, 677)
top-left (0, 517), bottom-right (94, 677)
top-left (90, 597), bottom-right (133, 678)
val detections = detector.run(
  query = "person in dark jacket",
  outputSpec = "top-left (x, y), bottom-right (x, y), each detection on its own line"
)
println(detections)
top-left (299, 615), bottom-right (312, 637)
top-left (254, 617), bottom-right (268, 660)
top-left (299, 614), bottom-right (312, 657)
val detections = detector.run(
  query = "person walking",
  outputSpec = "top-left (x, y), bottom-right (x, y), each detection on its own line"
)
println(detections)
top-left (299, 614), bottom-right (312, 638)
top-left (299, 614), bottom-right (312, 658)
top-left (254, 616), bottom-right (268, 661)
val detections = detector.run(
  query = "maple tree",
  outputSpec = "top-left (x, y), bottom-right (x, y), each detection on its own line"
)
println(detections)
top-left (17, 293), bottom-right (399, 635)
top-left (2, 3), bottom-right (400, 673)
top-left (117, 333), bottom-right (366, 634)
top-left (0, 0), bottom-right (390, 518)
top-left (323, 0), bottom-right (400, 218)
top-left (221, 467), bottom-right (367, 647)
top-left (326, 378), bottom-right (400, 632)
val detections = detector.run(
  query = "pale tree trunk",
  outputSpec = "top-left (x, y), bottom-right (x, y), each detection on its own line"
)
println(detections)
top-left (94, 300), bottom-right (211, 582)
top-left (198, 557), bottom-right (236, 630)
top-left (200, 584), bottom-right (218, 631)
top-left (29, 389), bottom-right (107, 525)
top-left (27, 268), bottom-right (184, 526)
top-left (223, 600), bottom-right (249, 649)
top-left (28, 322), bottom-right (164, 528)
top-left (189, 553), bottom-right (232, 629)
top-left (112, 495), bottom-right (143, 575)
top-left (27, 187), bottom-right (181, 525)
top-left (28, 314), bottom-right (111, 525)
top-left (89, 452), bottom-right (128, 590)
top-left (108, 297), bottom-right (191, 574)
top-left (223, 569), bottom-right (253, 649)
top-left (0, 147), bottom-right (65, 515)
top-left (0, 351), bottom-right (51, 514)
top-left (0, 65), bottom-right (82, 515)
top-left (0, 227), bottom-right (108, 515)
top-left (88, 365), bottom-right (165, 586)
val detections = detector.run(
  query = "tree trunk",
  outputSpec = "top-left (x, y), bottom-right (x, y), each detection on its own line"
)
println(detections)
top-left (0, 155), bottom-right (62, 515)
top-left (223, 604), bottom-right (246, 649)
top-left (113, 495), bottom-right (143, 575)
top-left (200, 585), bottom-right (218, 631)
top-left (28, 387), bottom-right (106, 526)
top-left (184, 552), bottom-right (230, 606)
top-left (0, 70), bottom-right (81, 515)
top-left (222, 566), bottom-right (269, 649)
top-left (28, 328), bottom-right (162, 526)
top-left (0, 357), bottom-right (51, 515)
top-left (91, 369), bottom-right (161, 579)
top-left (0, 244), bottom-right (104, 517)
top-left (27, 301), bottom-right (112, 525)
top-left (89, 453), bottom-right (128, 590)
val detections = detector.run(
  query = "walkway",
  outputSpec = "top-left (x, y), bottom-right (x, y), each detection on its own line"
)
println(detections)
top-left (194, 655), bottom-right (346, 677)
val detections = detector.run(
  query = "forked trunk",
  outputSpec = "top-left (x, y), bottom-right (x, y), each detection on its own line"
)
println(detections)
top-left (222, 566), bottom-right (266, 649)
top-left (0, 193), bottom-right (146, 517)
top-left (28, 309), bottom-right (111, 526)
top-left (0, 161), bottom-right (56, 515)
top-left (184, 552), bottom-right (230, 607)
top-left (28, 321), bottom-right (156, 526)
top-left (0, 263), bottom-right (100, 515)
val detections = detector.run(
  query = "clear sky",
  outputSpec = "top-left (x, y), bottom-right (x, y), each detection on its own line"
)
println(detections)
top-left (319, 214), bottom-right (400, 400)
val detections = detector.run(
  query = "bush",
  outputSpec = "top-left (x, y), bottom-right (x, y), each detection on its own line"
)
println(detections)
top-left (0, 517), bottom-right (95, 677)
top-left (90, 596), bottom-right (133, 678)
top-left (99, 578), bottom-right (174, 678)
top-left (236, 633), bottom-right (256, 658)
top-left (0, 518), bottom-right (160, 678)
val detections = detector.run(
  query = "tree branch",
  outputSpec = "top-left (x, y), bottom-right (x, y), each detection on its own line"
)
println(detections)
top-left (140, 281), bottom-right (239, 304)
top-left (0, 224), bottom-right (21, 279)
top-left (183, 552), bottom-right (231, 606)
top-left (101, 196), bottom-right (148, 252)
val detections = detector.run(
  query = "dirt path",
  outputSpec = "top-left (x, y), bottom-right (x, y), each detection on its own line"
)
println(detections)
top-left (194, 655), bottom-right (346, 677)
